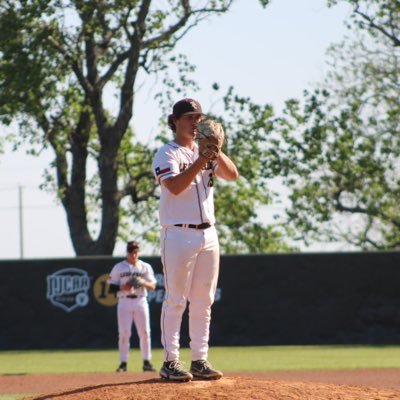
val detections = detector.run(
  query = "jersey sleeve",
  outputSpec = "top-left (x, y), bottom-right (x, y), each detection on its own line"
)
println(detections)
top-left (152, 145), bottom-right (180, 183)
top-left (142, 262), bottom-right (157, 284)
top-left (108, 264), bottom-right (120, 286)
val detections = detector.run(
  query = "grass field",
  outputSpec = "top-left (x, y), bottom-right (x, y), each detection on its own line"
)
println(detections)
top-left (1, 345), bottom-right (400, 375)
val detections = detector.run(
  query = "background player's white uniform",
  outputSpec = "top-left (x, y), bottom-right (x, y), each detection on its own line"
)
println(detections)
top-left (152, 141), bottom-right (220, 362)
top-left (108, 259), bottom-right (157, 364)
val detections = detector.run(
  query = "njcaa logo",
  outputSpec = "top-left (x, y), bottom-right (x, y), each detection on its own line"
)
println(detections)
top-left (46, 268), bottom-right (91, 312)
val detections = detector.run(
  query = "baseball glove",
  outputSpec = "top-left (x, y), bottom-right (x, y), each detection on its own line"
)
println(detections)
top-left (196, 117), bottom-right (225, 161)
top-left (126, 275), bottom-right (146, 289)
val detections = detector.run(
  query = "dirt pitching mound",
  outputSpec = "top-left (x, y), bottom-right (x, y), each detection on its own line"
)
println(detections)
top-left (23, 376), bottom-right (400, 400)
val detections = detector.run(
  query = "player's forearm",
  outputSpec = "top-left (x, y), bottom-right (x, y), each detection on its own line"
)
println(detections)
top-left (162, 157), bottom-right (208, 195)
top-left (215, 152), bottom-right (239, 180)
top-left (144, 281), bottom-right (156, 291)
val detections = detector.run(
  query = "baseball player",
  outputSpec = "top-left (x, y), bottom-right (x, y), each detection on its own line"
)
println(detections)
top-left (152, 98), bottom-right (239, 381)
top-left (108, 241), bottom-right (157, 373)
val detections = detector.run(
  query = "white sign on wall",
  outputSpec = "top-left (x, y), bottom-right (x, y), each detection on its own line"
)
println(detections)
top-left (46, 268), bottom-right (90, 312)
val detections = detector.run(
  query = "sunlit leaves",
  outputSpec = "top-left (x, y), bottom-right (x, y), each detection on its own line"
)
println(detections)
top-left (276, 32), bottom-right (400, 249)
top-left (327, 0), bottom-right (400, 45)
top-left (210, 85), bottom-right (296, 254)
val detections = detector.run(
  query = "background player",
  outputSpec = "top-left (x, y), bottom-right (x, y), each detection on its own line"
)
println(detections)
top-left (152, 98), bottom-right (239, 381)
top-left (108, 241), bottom-right (157, 372)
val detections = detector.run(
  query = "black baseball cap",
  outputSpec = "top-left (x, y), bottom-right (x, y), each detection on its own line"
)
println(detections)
top-left (127, 241), bottom-right (140, 252)
top-left (172, 98), bottom-right (204, 118)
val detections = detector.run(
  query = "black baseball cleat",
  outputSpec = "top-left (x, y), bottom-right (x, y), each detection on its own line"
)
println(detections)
top-left (190, 360), bottom-right (223, 380)
top-left (116, 361), bottom-right (127, 372)
top-left (159, 360), bottom-right (193, 382)
top-left (143, 360), bottom-right (156, 372)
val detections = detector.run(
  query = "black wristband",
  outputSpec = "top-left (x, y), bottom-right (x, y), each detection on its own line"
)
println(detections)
top-left (108, 283), bottom-right (120, 294)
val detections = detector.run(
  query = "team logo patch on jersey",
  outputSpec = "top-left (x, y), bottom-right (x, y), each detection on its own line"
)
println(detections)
top-left (46, 268), bottom-right (91, 312)
top-left (155, 166), bottom-right (171, 176)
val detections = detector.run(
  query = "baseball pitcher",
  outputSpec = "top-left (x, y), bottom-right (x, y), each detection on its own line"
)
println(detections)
top-left (152, 98), bottom-right (239, 381)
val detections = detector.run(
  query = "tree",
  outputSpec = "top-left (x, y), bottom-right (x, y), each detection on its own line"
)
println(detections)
top-left (210, 86), bottom-right (295, 253)
top-left (328, 0), bottom-right (400, 46)
top-left (270, 1), bottom-right (400, 249)
top-left (1, 0), bottom-right (282, 256)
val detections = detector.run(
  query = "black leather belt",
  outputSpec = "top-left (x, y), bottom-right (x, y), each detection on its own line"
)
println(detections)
top-left (126, 295), bottom-right (138, 299)
top-left (174, 223), bottom-right (211, 230)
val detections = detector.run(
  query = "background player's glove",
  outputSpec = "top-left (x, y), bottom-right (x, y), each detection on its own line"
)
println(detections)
top-left (126, 275), bottom-right (146, 289)
top-left (196, 118), bottom-right (225, 161)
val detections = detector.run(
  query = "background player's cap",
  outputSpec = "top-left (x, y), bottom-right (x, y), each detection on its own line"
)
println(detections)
top-left (126, 241), bottom-right (140, 252)
top-left (172, 98), bottom-right (204, 117)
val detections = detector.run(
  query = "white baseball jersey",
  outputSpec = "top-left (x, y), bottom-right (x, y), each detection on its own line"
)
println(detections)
top-left (152, 141), bottom-right (216, 226)
top-left (108, 260), bottom-right (156, 298)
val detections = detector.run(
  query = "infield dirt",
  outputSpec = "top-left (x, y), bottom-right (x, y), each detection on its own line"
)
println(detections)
top-left (2, 369), bottom-right (400, 400)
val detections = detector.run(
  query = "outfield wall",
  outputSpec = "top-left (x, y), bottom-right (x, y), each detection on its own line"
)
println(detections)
top-left (1, 252), bottom-right (400, 350)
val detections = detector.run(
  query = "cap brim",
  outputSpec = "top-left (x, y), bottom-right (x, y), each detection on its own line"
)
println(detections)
top-left (181, 111), bottom-right (207, 116)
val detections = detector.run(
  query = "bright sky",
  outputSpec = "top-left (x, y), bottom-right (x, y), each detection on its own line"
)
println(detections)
top-left (0, 0), bottom-right (353, 259)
